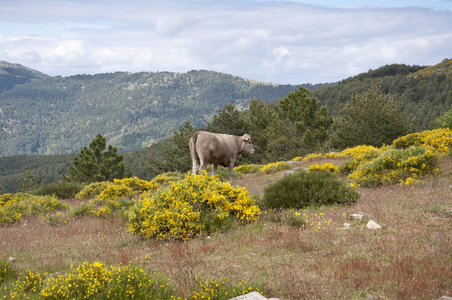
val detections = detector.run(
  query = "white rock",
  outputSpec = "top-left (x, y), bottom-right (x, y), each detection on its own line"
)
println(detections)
top-left (229, 291), bottom-right (280, 300)
top-left (366, 220), bottom-right (382, 230)
top-left (349, 213), bottom-right (364, 221)
top-left (341, 223), bottom-right (352, 230)
top-left (8, 257), bottom-right (16, 262)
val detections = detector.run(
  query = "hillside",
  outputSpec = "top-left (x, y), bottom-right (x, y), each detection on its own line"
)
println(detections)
top-left (311, 59), bottom-right (452, 130)
top-left (0, 67), bottom-right (300, 156)
top-left (0, 61), bottom-right (49, 93)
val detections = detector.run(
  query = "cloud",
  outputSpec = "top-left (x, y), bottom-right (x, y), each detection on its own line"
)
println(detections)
top-left (0, 0), bottom-right (451, 84)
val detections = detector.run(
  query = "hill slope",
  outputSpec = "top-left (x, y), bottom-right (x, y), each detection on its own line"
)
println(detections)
top-left (0, 61), bottom-right (49, 93)
top-left (0, 68), bottom-right (299, 156)
top-left (311, 59), bottom-right (452, 130)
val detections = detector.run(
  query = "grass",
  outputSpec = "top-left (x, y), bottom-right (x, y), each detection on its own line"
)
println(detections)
top-left (1, 157), bottom-right (451, 299)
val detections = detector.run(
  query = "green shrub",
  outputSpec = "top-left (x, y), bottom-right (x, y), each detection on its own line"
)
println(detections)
top-left (262, 170), bottom-right (359, 209)
top-left (32, 181), bottom-right (82, 199)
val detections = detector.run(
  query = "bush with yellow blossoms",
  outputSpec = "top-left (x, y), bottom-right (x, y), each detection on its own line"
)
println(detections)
top-left (0, 193), bottom-right (68, 225)
top-left (125, 172), bottom-right (261, 240)
top-left (393, 128), bottom-right (452, 154)
top-left (308, 163), bottom-right (337, 173)
top-left (257, 161), bottom-right (291, 174)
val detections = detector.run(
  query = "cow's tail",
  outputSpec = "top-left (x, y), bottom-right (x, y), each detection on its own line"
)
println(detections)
top-left (189, 131), bottom-right (200, 175)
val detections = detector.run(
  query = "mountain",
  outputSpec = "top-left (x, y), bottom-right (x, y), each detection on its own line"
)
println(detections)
top-left (0, 61), bottom-right (49, 93)
top-left (0, 66), bottom-right (302, 156)
top-left (311, 59), bottom-right (452, 130)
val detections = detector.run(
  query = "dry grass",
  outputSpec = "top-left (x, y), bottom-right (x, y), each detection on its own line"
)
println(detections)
top-left (1, 157), bottom-right (451, 299)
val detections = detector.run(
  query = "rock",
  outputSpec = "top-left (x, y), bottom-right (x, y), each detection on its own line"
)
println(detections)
top-left (366, 220), bottom-right (382, 230)
top-left (437, 296), bottom-right (452, 300)
top-left (279, 167), bottom-right (306, 179)
top-left (229, 291), bottom-right (280, 300)
top-left (8, 257), bottom-right (16, 262)
top-left (341, 223), bottom-right (352, 230)
top-left (349, 213), bottom-right (364, 221)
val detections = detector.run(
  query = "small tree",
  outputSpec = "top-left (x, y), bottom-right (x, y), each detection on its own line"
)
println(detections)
top-left (64, 134), bottom-right (125, 183)
top-left (17, 165), bottom-right (39, 193)
top-left (148, 120), bottom-right (195, 174)
top-left (436, 107), bottom-right (452, 129)
top-left (332, 86), bottom-right (411, 149)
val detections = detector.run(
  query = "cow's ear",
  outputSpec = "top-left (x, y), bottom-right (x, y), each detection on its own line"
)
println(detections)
top-left (244, 134), bottom-right (250, 141)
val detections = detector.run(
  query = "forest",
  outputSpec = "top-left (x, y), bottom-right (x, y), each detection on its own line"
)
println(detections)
top-left (0, 58), bottom-right (451, 193)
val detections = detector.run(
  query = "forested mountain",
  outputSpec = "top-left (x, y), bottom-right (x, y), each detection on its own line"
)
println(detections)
top-left (311, 59), bottom-right (452, 130)
top-left (0, 66), bottom-right (302, 156)
top-left (0, 61), bottom-right (49, 93)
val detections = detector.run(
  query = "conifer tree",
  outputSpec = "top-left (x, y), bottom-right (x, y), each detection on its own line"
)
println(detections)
top-left (17, 165), bottom-right (39, 193)
top-left (332, 86), bottom-right (411, 149)
top-left (148, 120), bottom-right (195, 174)
top-left (64, 134), bottom-right (125, 183)
top-left (268, 86), bottom-right (333, 159)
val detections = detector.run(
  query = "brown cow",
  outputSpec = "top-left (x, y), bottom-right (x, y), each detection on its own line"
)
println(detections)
top-left (189, 131), bottom-right (255, 183)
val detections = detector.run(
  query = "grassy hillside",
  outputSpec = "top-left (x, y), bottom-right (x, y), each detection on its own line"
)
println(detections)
top-left (1, 149), bottom-right (451, 299)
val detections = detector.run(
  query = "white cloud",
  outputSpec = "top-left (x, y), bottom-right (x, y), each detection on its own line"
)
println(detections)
top-left (0, 0), bottom-right (451, 84)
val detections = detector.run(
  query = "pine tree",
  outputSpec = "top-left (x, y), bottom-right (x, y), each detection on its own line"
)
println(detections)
top-left (268, 86), bottom-right (333, 159)
top-left (332, 86), bottom-right (411, 149)
top-left (148, 120), bottom-right (195, 174)
top-left (64, 134), bottom-right (125, 183)
top-left (17, 165), bottom-right (39, 192)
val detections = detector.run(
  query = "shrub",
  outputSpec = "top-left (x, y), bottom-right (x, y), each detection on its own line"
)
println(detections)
top-left (40, 262), bottom-right (174, 299)
top-left (0, 260), bottom-right (16, 283)
top-left (234, 164), bottom-right (264, 174)
top-left (188, 278), bottom-right (264, 299)
top-left (125, 172), bottom-right (261, 240)
top-left (75, 182), bottom-right (111, 199)
top-left (393, 128), bottom-right (452, 154)
top-left (258, 161), bottom-right (291, 174)
top-left (262, 170), bottom-right (359, 209)
top-left (32, 181), bottom-right (82, 199)
top-left (308, 163), bottom-right (337, 173)
top-left (98, 183), bottom-right (133, 200)
top-left (0, 194), bottom-right (68, 225)
top-left (348, 146), bottom-right (442, 187)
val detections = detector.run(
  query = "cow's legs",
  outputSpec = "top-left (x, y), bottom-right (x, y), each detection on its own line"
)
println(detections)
top-left (211, 164), bottom-right (217, 176)
top-left (199, 160), bottom-right (209, 175)
top-left (228, 164), bottom-right (234, 184)
top-left (192, 159), bottom-right (199, 176)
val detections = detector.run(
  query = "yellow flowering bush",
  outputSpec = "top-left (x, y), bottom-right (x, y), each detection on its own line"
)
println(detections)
top-left (308, 163), bottom-right (337, 173)
top-left (98, 183), bottom-right (134, 200)
top-left (234, 164), bottom-right (264, 174)
top-left (125, 172), bottom-right (261, 240)
top-left (76, 177), bottom-right (158, 200)
top-left (188, 278), bottom-right (264, 299)
top-left (150, 172), bottom-right (184, 184)
top-left (393, 128), bottom-right (452, 153)
top-left (0, 194), bottom-right (68, 225)
top-left (75, 182), bottom-right (111, 199)
top-left (348, 146), bottom-right (441, 187)
top-left (40, 262), bottom-right (174, 299)
top-left (258, 161), bottom-right (291, 174)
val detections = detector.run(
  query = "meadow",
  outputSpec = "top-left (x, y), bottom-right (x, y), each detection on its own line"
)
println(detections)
top-left (1, 130), bottom-right (451, 299)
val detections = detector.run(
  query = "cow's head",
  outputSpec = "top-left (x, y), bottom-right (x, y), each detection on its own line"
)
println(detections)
top-left (240, 134), bottom-right (255, 155)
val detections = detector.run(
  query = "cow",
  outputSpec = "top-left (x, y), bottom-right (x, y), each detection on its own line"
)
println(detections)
top-left (189, 131), bottom-right (255, 183)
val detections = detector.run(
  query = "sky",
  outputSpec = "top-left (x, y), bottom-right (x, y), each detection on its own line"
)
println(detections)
top-left (0, 0), bottom-right (451, 84)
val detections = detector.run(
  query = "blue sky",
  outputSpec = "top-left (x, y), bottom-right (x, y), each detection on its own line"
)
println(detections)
top-left (1, 0), bottom-right (451, 84)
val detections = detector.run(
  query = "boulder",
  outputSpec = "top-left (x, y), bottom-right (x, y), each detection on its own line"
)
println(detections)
top-left (229, 291), bottom-right (280, 300)
top-left (366, 220), bottom-right (382, 230)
